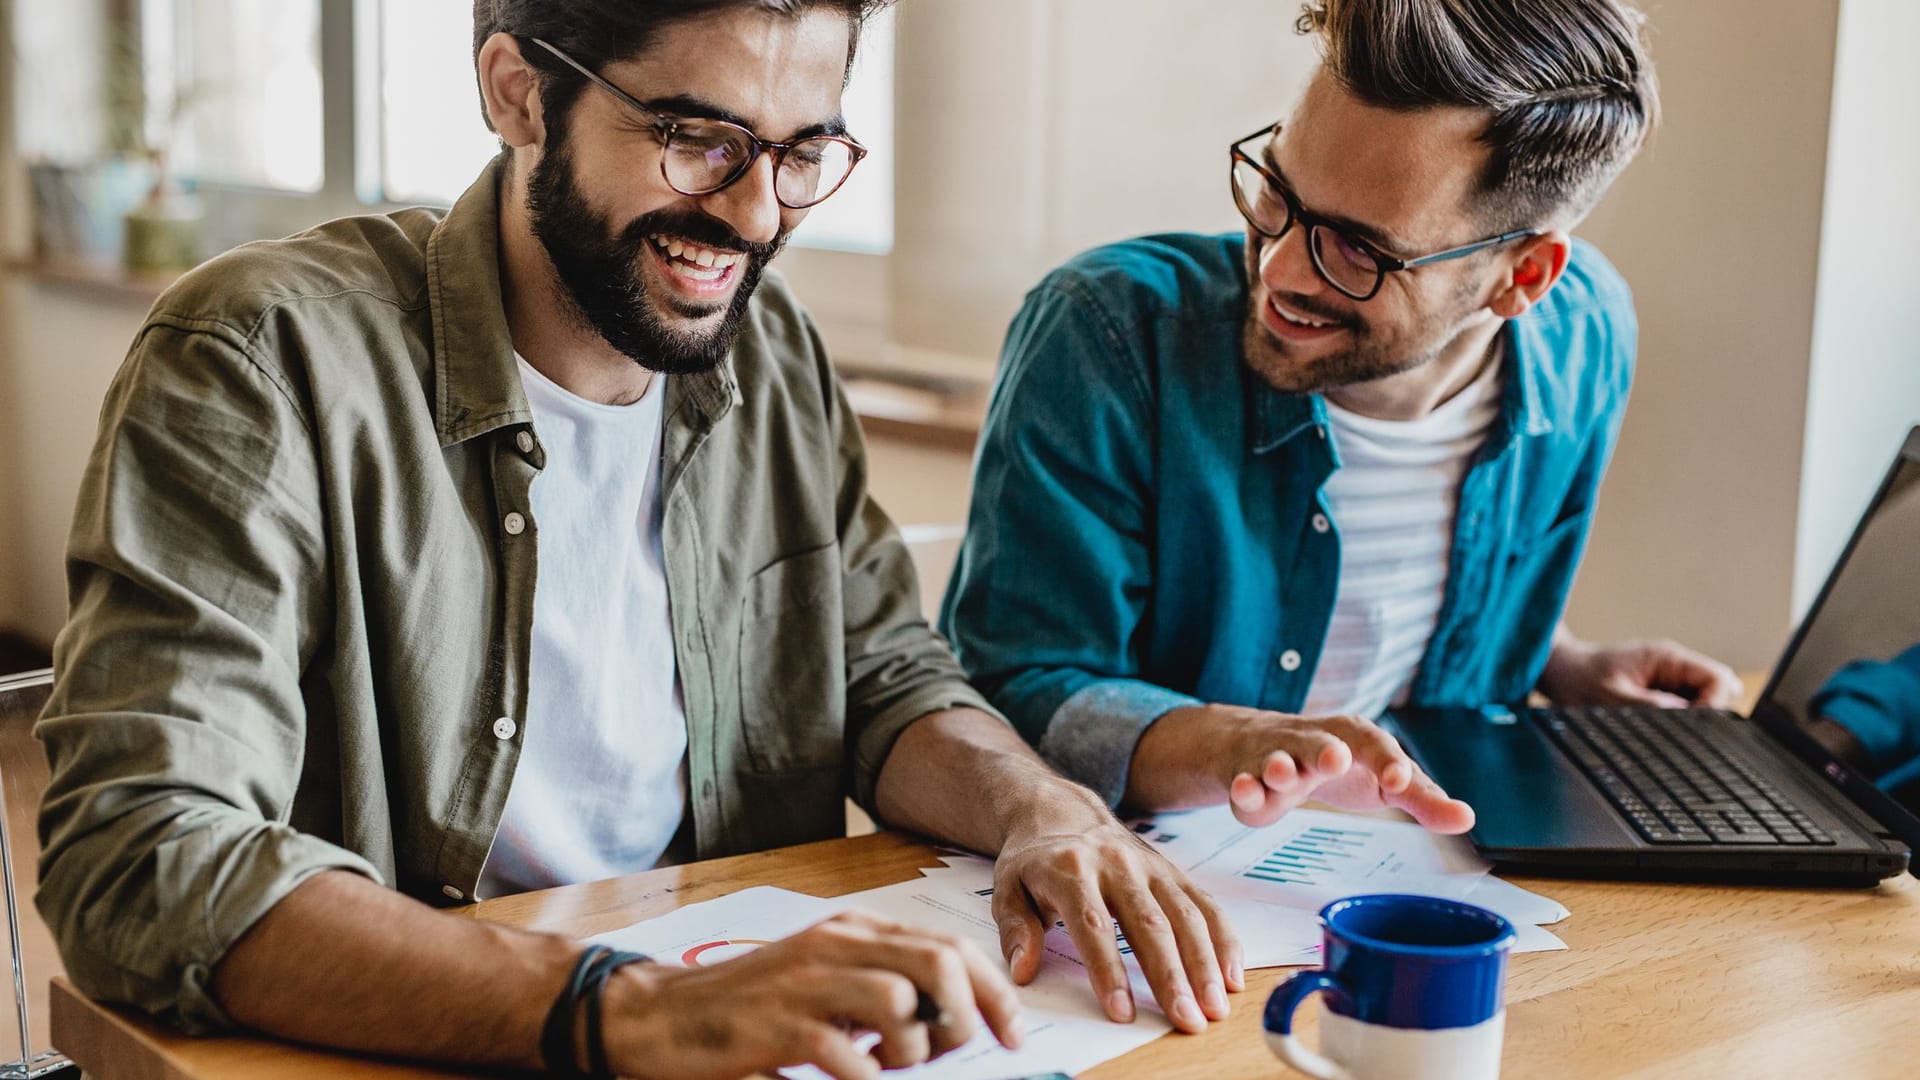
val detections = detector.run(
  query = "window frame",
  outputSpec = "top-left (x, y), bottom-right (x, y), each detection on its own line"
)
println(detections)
top-left (174, 0), bottom-right (894, 274)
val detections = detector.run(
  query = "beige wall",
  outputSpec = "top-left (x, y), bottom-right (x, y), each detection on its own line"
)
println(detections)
top-left (1568, 0), bottom-right (1842, 671)
top-left (0, 282), bottom-right (147, 642)
top-left (1794, 0), bottom-right (1920, 616)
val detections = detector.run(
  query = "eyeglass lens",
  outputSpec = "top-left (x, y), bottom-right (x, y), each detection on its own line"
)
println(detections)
top-left (663, 120), bottom-right (857, 208)
top-left (1231, 156), bottom-right (1384, 299)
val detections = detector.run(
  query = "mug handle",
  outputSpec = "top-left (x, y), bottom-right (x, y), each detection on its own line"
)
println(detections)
top-left (1264, 972), bottom-right (1357, 1080)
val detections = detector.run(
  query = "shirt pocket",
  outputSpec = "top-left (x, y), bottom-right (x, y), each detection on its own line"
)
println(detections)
top-left (737, 543), bottom-right (848, 774)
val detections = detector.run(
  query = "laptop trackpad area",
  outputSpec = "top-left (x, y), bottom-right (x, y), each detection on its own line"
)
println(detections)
top-left (1384, 707), bottom-right (1640, 852)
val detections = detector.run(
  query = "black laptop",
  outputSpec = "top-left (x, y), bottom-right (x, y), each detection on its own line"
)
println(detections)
top-left (1385, 427), bottom-right (1920, 886)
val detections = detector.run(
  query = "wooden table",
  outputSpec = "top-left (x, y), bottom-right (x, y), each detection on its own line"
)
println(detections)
top-left (49, 823), bottom-right (1920, 1079)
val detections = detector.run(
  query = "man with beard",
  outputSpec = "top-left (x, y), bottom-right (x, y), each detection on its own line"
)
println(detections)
top-left (34, 2), bottom-right (1243, 1076)
top-left (942, 0), bottom-right (1744, 831)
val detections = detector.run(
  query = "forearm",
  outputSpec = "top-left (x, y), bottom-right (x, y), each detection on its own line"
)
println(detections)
top-left (210, 870), bottom-right (581, 1070)
top-left (1537, 620), bottom-right (1591, 699)
top-left (1122, 705), bottom-right (1236, 811)
top-left (875, 708), bottom-right (1110, 856)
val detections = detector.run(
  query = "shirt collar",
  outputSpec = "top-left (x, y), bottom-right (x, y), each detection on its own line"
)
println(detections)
top-left (1247, 316), bottom-right (1554, 456)
top-left (427, 156), bottom-right (738, 449)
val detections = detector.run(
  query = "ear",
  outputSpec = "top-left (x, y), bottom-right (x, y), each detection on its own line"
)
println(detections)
top-left (476, 32), bottom-right (546, 151)
top-left (1487, 231), bottom-right (1571, 319)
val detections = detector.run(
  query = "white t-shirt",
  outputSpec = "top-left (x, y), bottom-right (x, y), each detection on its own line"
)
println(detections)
top-left (476, 357), bottom-right (690, 899)
top-left (1301, 355), bottom-right (1504, 720)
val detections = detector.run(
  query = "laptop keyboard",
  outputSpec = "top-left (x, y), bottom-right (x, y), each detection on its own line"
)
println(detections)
top-left (1535, 707), bottom-right (1836, 846)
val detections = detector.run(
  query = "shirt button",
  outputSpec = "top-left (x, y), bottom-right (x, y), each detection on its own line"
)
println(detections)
top-left (492, 716), bottom-right (517, 740)
top-left (1312, 513), bottom-right (1331, 534)
top-left (442, 885), bottom-right (465, 901)
top-left (503, 512), bottom-right (526, 535)
top-left (515, 431), bottom-right (535, 454)
top-left (1278, 650), bottom-right (1303, 672)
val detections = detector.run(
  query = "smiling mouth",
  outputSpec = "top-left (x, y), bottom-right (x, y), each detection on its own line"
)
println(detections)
top-left (647, 233), bottom-right (746, 284)
top-left (1268, 296), bottom-right (1341, 330)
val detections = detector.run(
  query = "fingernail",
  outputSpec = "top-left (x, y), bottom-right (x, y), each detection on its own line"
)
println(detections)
top-left (1105, 989), bottom-right (1135, 1023)
top-left (1203, 982), bottom-right (1230, 1016)
top-left (1009, 944), bottom-right (1026, 972)
top-left (1173, 994), bottom-right (1207, 1031)
top-left (1231, 958), bottom-right (1246, 989)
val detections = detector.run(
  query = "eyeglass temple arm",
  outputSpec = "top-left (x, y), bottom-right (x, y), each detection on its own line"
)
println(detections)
top-left (1393, 228), bottom-right (1543, 271)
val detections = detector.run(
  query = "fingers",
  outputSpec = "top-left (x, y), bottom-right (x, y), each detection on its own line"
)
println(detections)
top-left (1662, 643), bottom-right (1744, 709)
top-left (1385, 766), bottom-right (1477, 834)
top-left (1184, 882), bottom-right (1245, 992)
top-left (1103, 875), bottom-right (1206, 1033)
top-left (808, 910), bottom-right (1024, 1056)
top-left (871, 925), bottom-right (1024, 1055)
top-left (1319, 715), bottom-right (1414, 795)
top-left (1147, 876), bottom-right (1231, 1020)
top-left (991, 876), bottom-right (1047, 987)
top-left (1043, 873), bottom-right (1137, 1025)
top-left (795, 969), bottom-right (927, 1071)
top-left (783, 1020), bottom-right (880, 1080)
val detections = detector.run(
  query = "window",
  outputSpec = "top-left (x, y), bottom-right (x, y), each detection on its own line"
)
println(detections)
top-left (369, 2), bottom-right (894, 253)
top-left (141, 0), bottom-right (324, 192)
top-left (372, 0), bottom-right (500, 206)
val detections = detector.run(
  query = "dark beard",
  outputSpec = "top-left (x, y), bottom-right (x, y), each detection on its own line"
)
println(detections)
top-left (525, 134), bottom-right (786, 376)
top-left (1238, 236), bottom-right (1469, 395)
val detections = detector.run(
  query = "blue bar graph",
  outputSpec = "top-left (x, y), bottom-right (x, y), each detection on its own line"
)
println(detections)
top-left (1242, 825), bottom-right (1370, 887)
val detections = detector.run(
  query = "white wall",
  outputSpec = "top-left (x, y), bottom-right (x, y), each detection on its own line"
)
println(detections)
top-left (1793, 0), bottom-right (1920, 616)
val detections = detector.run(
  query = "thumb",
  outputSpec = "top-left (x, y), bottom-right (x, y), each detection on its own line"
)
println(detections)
top-left (991, 883), bottom-right (1048, 986)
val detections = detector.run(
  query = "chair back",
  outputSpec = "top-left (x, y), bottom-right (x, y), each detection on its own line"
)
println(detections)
top-left (0, 670), bottom-right (70, 1077)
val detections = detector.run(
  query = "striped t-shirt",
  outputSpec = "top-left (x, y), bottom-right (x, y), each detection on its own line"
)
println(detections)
top-left (1301, 356), bottom-right (1504, 719)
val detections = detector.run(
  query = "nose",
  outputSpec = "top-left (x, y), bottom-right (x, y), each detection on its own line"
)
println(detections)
top-left (696, 153), bottom-right (784, 246)
top-left (1256, 225), bottom-right (1326, 300)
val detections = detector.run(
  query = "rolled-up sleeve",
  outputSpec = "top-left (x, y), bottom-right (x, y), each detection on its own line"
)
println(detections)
top-left (939, 278), bottom-right (1200, 807)
top-left (35, 321), bottom-right (380, 1033)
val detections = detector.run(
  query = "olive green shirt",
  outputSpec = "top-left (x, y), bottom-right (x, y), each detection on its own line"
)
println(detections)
top-left (35, 160), bottom-right (994, 1032)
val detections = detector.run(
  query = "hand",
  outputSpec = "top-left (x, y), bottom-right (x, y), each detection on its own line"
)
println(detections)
top-left (1126, 704), bottom-right (1476, 834)
top-left (599, 910), bottom-right (1024, 1080)
top-left (1540, 636), bottom-right (1744, 710)
top-left (990, 790), bottom-right (1244, 1035)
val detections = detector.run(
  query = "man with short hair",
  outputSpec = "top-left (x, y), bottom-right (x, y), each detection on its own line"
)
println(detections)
top-left (35, 3), bottom-right (1239, 1076)
top-left (943, 0), bottom-right (1743, 829)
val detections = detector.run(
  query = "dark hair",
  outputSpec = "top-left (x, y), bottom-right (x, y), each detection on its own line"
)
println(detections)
top-left (472, 0), bottom-right (891, 139)
top-left (1298, 0), bottom-right (1659, 228)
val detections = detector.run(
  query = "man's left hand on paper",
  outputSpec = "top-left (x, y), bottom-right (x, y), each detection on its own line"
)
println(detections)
top-left (875, 708), bottom-right (1243, 1036)
top-left (989, 802), bottom-right (1243, 1035)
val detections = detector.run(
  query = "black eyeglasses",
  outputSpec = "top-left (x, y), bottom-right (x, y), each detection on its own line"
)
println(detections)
top-left (529, 37), bottom-right (868, 210)
top-left (1229, 124), bottom-right (1539, 301)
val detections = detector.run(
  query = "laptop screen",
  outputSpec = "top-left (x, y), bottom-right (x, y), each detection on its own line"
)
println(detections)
top-left (1754, 434), bottom-right (1920, 848)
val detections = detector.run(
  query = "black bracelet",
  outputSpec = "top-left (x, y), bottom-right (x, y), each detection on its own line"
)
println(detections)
top-left (586, 949), bottom-right (654, 1078)
top-left (541, 945), bottom-right (612, 1077)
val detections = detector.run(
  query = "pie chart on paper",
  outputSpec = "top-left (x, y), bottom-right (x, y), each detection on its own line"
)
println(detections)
top-left (680, 939), bottom-right (772, 966)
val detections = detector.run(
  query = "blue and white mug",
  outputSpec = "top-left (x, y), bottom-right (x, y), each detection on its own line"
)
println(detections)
top-left (1264, 894), bottom-right (1516, 1080)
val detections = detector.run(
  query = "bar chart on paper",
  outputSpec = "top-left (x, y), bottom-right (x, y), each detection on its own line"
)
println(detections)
top-left (1243, 823), bottom-right (1372, 887)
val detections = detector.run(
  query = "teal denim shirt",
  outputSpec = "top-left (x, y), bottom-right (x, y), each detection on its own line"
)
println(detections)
top-left (941, 232), bottom-right (1637, 805)
top-left (1811, 643), bottom-right (1920, 788)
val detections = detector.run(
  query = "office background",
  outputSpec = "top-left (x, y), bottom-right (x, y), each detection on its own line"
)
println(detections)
top-left (0, 0), bottom-right (1916, 677)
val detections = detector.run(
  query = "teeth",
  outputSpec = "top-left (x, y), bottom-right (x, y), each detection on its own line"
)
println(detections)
top-left (1273, 299), bottom-right (1332, 328)
top-left (649, 235), bottom-right (745, 270)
